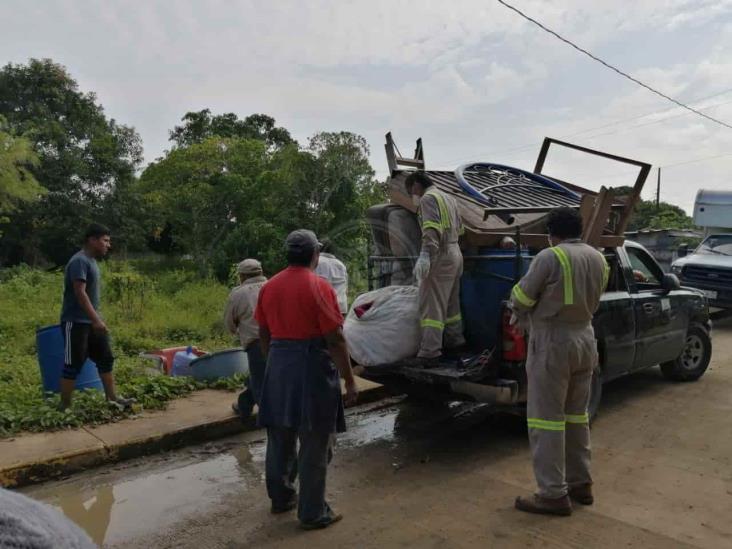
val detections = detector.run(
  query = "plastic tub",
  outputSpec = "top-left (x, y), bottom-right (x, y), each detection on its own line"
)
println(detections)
top-left (36, 324), bottom-right (103, 393)
top-left (460, 249), bottom-right (530, 350)
top-left (190, 349), bottom-right (249, 381)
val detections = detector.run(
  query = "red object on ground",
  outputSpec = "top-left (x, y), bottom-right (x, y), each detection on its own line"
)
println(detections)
top-left (141, 347), bottom-right (207, 375)
top-left (353, 302), bottom-right (374, 318)
top-left (502, 308), bottom-right (527, 361)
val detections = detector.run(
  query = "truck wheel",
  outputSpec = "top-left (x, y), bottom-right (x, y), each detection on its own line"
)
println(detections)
top-left (660, 326), bottom-right (712, 382)
top-left (588, 369), bottom-right (602, 423)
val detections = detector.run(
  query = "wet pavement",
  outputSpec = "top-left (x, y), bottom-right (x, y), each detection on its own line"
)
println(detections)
top-left (19, 319), bottom-right (732, 548)
top-left (22, 398), bottom-right (507, 547)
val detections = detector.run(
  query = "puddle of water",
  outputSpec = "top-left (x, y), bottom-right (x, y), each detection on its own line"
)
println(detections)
top-left (23, 448), bottom-right (257, 546)
top-left (339, 408), bottom-right (398, 448)
top-left (18, 402), bottom-right (492, 546)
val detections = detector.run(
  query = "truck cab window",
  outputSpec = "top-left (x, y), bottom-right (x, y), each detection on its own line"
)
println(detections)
top-left (603, 251), bottom-right (625, 292)
top-left (626, 247), bottom-right (662, 289)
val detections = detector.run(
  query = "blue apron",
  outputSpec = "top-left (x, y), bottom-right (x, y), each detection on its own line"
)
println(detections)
top-left (258, 338), bottom-right (346, 433)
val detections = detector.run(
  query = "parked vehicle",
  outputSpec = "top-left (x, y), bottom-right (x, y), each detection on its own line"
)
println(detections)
top-left (672, 190), bottom-right (732, 309)
top-left (361, 241), bottom-right (712, 419)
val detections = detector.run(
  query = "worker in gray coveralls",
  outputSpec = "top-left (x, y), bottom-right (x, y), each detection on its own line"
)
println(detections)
top-left (510, 207), bottom-right (609, 516)
top-left (405, 171), bottom-right (466, 367)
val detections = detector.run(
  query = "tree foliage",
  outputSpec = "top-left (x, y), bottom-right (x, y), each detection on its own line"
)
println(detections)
top-left (169, 109), bottom-right (295, 150)
top-left (612, 186), bottom-right (695, 231)
top-left (139, 129), bottom-right (384, 280)
top-left (0, 58), bottom-right (143, 265)
top-left (0, 116), bottom-right (44, 214)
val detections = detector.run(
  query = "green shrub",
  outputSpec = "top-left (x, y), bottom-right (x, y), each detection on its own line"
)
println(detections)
top-left (0, 260), bottom-right (241, 437)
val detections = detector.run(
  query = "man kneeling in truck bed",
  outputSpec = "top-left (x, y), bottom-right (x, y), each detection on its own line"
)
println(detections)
top-left (510, 207), bottom-right (609, 516)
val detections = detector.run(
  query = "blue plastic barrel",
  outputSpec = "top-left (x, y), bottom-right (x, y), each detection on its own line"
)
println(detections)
top-left (460, 248), bottom-right (530, 350)
top-left (36, 325), bottom-right (103, 393)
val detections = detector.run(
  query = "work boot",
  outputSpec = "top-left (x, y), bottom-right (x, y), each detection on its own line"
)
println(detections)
top-left (514, 494), bottom-right (572, 516)
top-left (300, 508), bottom-right (343, 530)
top-left (443, 343), bottom-right (470, 357)
top-left (234, 390), bottom-right (255, 419)
top-left (271, 494), bottom-right (297, 514)
top-left (402, 356), bottom-right (440, 369)
top-left (568, 484), bottom-right (594, 505)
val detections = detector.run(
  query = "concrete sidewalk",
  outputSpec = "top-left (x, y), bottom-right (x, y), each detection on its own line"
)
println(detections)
top-left (0, 377), bottom-right (387, 489)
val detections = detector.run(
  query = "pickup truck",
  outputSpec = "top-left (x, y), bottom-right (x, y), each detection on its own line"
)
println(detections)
top-left (672, 233), bottom-right (732, 310)
top-left (360, 240), bottom-right (712, 419)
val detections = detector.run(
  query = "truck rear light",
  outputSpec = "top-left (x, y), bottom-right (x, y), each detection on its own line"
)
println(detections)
top-left (502, 308), bottom-right (527, 361)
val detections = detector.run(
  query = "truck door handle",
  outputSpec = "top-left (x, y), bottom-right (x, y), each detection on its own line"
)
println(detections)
top-left (643, 303), bottom-right (656, 314)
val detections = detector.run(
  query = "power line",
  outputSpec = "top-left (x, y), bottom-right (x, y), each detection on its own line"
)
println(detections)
top-left (496, 0), bottom-right (732, 130)
top-left (663, 151), bottom-right (732, 169)
top-left (434, 88), bottom-right (732, 168)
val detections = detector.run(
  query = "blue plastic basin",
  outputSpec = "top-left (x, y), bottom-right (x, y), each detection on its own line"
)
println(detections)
top-left (191, 348), bottom-right (249, 381)
top-left (36, 324), bottom-right (103, 393)
top-left (460, 249), bottom-right (530, 350)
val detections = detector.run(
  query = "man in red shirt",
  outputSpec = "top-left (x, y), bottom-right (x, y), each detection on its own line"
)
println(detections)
top-left (255, 229), bottom-right (358, 530)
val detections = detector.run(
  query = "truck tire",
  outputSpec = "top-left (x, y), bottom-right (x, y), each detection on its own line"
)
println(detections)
top-left (588, 369), bottom-right (602, 423)
top-left (660, 325), bottom-right (712, 382)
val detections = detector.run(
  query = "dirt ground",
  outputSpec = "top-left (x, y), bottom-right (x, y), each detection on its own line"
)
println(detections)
top-left (23, 318), bottom-right (732, 548)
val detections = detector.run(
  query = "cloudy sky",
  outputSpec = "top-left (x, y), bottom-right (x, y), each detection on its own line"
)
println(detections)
top-left (2, 0), bottom-right (732, 212)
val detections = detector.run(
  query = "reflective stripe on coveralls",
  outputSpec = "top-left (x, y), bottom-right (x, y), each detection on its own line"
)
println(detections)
top-left (445, 313), bottom-right (462, 325)
top-left (423, 189), bottom-right (451, 231)
top-left (512, 284), bottom-right (536, 308)
top-left (549, 246), bottom-right (574, 305)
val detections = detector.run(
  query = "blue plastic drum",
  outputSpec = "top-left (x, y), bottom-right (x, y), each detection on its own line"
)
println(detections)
top-left (36, 324), bottom-right (103, 393)
top-left (460, 249), bottom-right (530, 350)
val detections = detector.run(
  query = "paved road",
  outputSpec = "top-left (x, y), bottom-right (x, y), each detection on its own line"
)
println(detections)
top-left (23, 319), bottom-right (732, 548)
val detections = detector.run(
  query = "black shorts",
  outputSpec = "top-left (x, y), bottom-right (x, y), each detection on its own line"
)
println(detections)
top-left (61, 321), bottom-right (115, 380)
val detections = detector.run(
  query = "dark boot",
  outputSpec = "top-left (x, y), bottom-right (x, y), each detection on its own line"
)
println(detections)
top-left (569, 484), bottom-right (594, 505)
top-left (271, 493), bottom-right (297, 514)
top-left (515, 494), bottom-right (572, 516)
top-left (402, 356), bottom-right (440, 369)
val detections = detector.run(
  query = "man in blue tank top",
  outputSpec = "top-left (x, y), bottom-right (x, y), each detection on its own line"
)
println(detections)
top-left (59, 223), bottom-right (134, 411)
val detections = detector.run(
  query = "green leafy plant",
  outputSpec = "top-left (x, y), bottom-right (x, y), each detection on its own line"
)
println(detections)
top-left (0, 261), bottom-right (244, 437)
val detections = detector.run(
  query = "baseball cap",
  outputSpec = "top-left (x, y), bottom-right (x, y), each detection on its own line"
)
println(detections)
top-left (237, 258), bottom-right (263, 275)
top-left (285, 229), bottom-right (322, 255)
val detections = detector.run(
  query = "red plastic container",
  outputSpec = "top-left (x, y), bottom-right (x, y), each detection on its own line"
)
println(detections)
top-left (140, 346), bottom-right (207, 375)
top-left (502, 309), bottom-right (527, 362)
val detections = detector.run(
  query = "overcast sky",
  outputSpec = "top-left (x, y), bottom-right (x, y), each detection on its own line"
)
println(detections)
top-left (2, 0), bottom-right (732, 213)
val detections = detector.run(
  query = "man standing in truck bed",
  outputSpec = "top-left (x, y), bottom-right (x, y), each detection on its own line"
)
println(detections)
top-left (510, 207), bottom-right (609, 516)
top-left (405, 171), bottom-right (466, 367)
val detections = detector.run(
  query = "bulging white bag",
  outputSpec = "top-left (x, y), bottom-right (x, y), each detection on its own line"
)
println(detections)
top-left (344, 285), bottom-right (420, 366)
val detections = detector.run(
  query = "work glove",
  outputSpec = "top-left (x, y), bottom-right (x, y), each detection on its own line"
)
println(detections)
top-left (413, 251), bottom-right (431, 285)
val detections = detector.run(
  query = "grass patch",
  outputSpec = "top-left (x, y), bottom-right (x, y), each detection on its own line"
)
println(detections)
top-left (0, 261), bottom-right (244, 437)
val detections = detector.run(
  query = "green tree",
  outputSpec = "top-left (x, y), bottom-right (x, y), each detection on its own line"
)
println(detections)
top-left (169, 109), bottom-right (295, 150)
top-left (629, 200), bottom-right (695, 231)
top-left (0, 59), bottom-right (143, 266)
top-left (138, 137), bottom-right (274, 275)
top-left (611, 186), bottom-right (694, 231)
top-left (0, 116), bottom-right (44, 215)
top-left (140, 127), bottom-right (384, 281)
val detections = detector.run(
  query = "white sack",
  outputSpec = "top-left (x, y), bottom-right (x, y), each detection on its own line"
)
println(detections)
top-left (344, 285), bottom-right (420, 366)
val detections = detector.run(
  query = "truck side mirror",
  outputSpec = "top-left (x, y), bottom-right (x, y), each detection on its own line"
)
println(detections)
top-left (677, 244), bottom-right (688, 258)
top-left (661, 273), bottom-right (681, 292)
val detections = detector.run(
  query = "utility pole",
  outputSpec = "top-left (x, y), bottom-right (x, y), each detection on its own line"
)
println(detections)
top-left (656, 167), bottom-right (661, 209)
